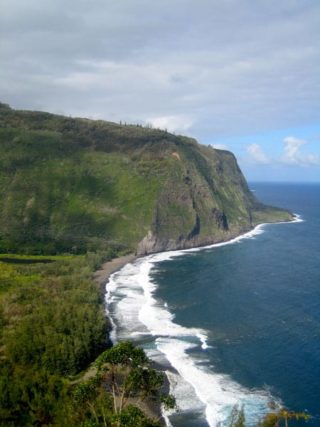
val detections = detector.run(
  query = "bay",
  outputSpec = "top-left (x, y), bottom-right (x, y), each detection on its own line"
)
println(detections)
top-left (107, 183), bottom-right (320, 426)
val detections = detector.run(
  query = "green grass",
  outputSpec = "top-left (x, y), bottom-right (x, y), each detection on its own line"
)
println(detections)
top-left (0, 127), bottom-right (166, 254)
top-left (0, 104), bottom-right (292, 256)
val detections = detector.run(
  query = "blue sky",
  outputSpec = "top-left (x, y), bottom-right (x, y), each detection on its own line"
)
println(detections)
top-left (208, 124), bottom-right (320, 182)
top-left (0, 0), bottom-right (319, 182)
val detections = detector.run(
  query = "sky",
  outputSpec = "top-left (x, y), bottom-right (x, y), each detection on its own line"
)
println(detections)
top-left (1, 0), bottom-right (320, 182)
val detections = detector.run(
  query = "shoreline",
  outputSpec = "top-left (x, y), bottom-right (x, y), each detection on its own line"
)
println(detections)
top-left (93, 213), bottom-right (299, 292)
top-left (93, 215), bottom-right (301, 425)
top-left (94, 252), bottom-right (167, 422)
top-left (94, 253), bottom-right (137, 294)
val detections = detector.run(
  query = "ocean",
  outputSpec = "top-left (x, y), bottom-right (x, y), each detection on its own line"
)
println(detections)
top-left (105, 183), bottom-right (320, 426)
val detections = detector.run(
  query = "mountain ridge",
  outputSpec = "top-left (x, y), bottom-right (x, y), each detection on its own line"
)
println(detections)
top-left (0, 102), bottom-right (293, 256)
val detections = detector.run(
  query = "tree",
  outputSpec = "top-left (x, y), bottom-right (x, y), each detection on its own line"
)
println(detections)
top-left (95, 342), bottom-right (175, 425)
top-left (259, 409), bottom-right (311, 427)
top-left (228, 405), bottom-right (246, 427)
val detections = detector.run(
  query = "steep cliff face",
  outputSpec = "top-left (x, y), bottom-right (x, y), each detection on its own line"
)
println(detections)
top-left (136, 143), bottom-right (292, 255)
top-left (0, 103), bottom-right (292, 255)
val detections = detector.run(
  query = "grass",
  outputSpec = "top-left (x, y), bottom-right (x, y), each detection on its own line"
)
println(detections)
top-left (0, 127), bottom-right (166, 254)
top-left (0, 104), bottom-right (292, 256)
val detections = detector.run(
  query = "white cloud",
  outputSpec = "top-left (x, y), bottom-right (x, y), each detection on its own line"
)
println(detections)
top-left (0, 1), bottom-right (319, 140)
top-left (246, 143), bottom-right (270, 164)
top-left (212, 144), bottom-right (229, 150)
top-left (282, 136), bottom-right (320, 166)
top-left (147, 115), bottom-right (194, 133)
top-left (282, 136), bottom-right (306, 164)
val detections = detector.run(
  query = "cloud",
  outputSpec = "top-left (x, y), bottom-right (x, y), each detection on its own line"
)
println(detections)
top-left (147, 115), bottom-right (194, 133)
top-left (212, 144), bottom-right (229, 150)
top-left (245, 138), bottom-right (320, 167)
top-left (246, 143), bottom-right (270, 164)
top-left (282, 137), bottom-right (320, 166)
top-left (282, 137), bottom-right (306, 164)
top-left (0, 0), bottom-right (319, 140)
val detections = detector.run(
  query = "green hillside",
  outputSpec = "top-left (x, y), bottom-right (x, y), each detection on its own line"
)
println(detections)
top-left (0, 102), bottom-right (292, 256)
top-left (0, 103), bottom-right (293, 426)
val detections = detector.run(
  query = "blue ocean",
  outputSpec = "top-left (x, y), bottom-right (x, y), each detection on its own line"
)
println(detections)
top-left (106, 183), bottom-right (320, 426)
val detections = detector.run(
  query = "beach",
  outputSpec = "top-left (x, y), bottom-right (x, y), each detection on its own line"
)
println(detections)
top-left (94, 252), bottom-right (168, 422)
top-left (94, 253), bottom-right (137, 291)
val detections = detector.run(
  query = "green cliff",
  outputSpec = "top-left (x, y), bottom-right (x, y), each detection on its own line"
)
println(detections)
top-left (0, 102), bottom-right (293, 256)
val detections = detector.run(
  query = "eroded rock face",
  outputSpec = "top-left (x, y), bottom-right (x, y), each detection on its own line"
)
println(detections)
top-left (211, 208), bottom-right (229, 231)
top-left (136, 231), bottom-right (181, 255)
top-left (135, 144), bottom-right (293, 256)
top-left (136, 227), bottom-right (249, 256)
top-left (137, 231), bottom-right (158, 255)
top-left (136, 209), bottom-right (250, 256)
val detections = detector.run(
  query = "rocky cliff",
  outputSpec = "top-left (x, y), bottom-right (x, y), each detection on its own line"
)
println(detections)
top-left (136, 143), bottom-right (293, 254)
top-left (0, 103), bottom-right (293, 255)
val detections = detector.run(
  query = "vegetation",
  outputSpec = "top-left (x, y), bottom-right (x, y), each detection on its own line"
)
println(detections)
top-left (0, 253), bottom-right (108, 425)
top-left (0, 103), bottom-right (295, 425)
top-left (227, 405), bottom-right (311, 427)
top-left (0, 103), bottom-right (292, 256)
top-left (0, 252), bottom-right (172, 425)
top-left (227, 406), bottom-right (246, 427)
top-left (259, 409), bottom-right (311, 427)
top-left (93, 341), bottom-right (175, 426)
top-left (59, 341), bottom-right (174, 427)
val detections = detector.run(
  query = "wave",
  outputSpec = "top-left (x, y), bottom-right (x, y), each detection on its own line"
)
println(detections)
top-left (292, 213), bottom-right (304, 223)
top-left (105, 220), bottom-right (302, 426)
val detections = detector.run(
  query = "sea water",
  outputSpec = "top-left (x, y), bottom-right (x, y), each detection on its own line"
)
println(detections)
top-left (105, 183), bottom-right (320, 426)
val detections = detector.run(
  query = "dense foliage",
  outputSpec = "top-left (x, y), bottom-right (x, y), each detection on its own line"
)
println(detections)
top-left (0, 253), bottom-right (172, 426)
top-left (0, 252), bottom-right (108, 425)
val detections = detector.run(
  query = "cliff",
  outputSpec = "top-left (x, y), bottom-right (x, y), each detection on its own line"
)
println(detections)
top-left (0, 102), bottom-right (293, 255)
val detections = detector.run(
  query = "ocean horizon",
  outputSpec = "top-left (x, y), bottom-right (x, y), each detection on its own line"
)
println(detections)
top-left (105, 182), bottom-right (320, 427)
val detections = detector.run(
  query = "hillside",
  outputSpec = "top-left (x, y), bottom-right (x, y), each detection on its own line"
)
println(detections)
top-left (0, 103), bottom-right (294, 426)
top-left (0, 102), bottom-right (293, 256)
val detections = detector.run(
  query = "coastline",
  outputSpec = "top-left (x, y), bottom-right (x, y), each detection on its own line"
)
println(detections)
top-left (94, 252), bottom-right (167, 422)
top-left (94, 215), bottom-right (301, 426)
top-left (94, 253), bottom-right (137, 293)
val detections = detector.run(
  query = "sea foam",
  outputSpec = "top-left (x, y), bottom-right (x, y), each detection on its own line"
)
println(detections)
top-left (105, 221), bottom-right (301, 426)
